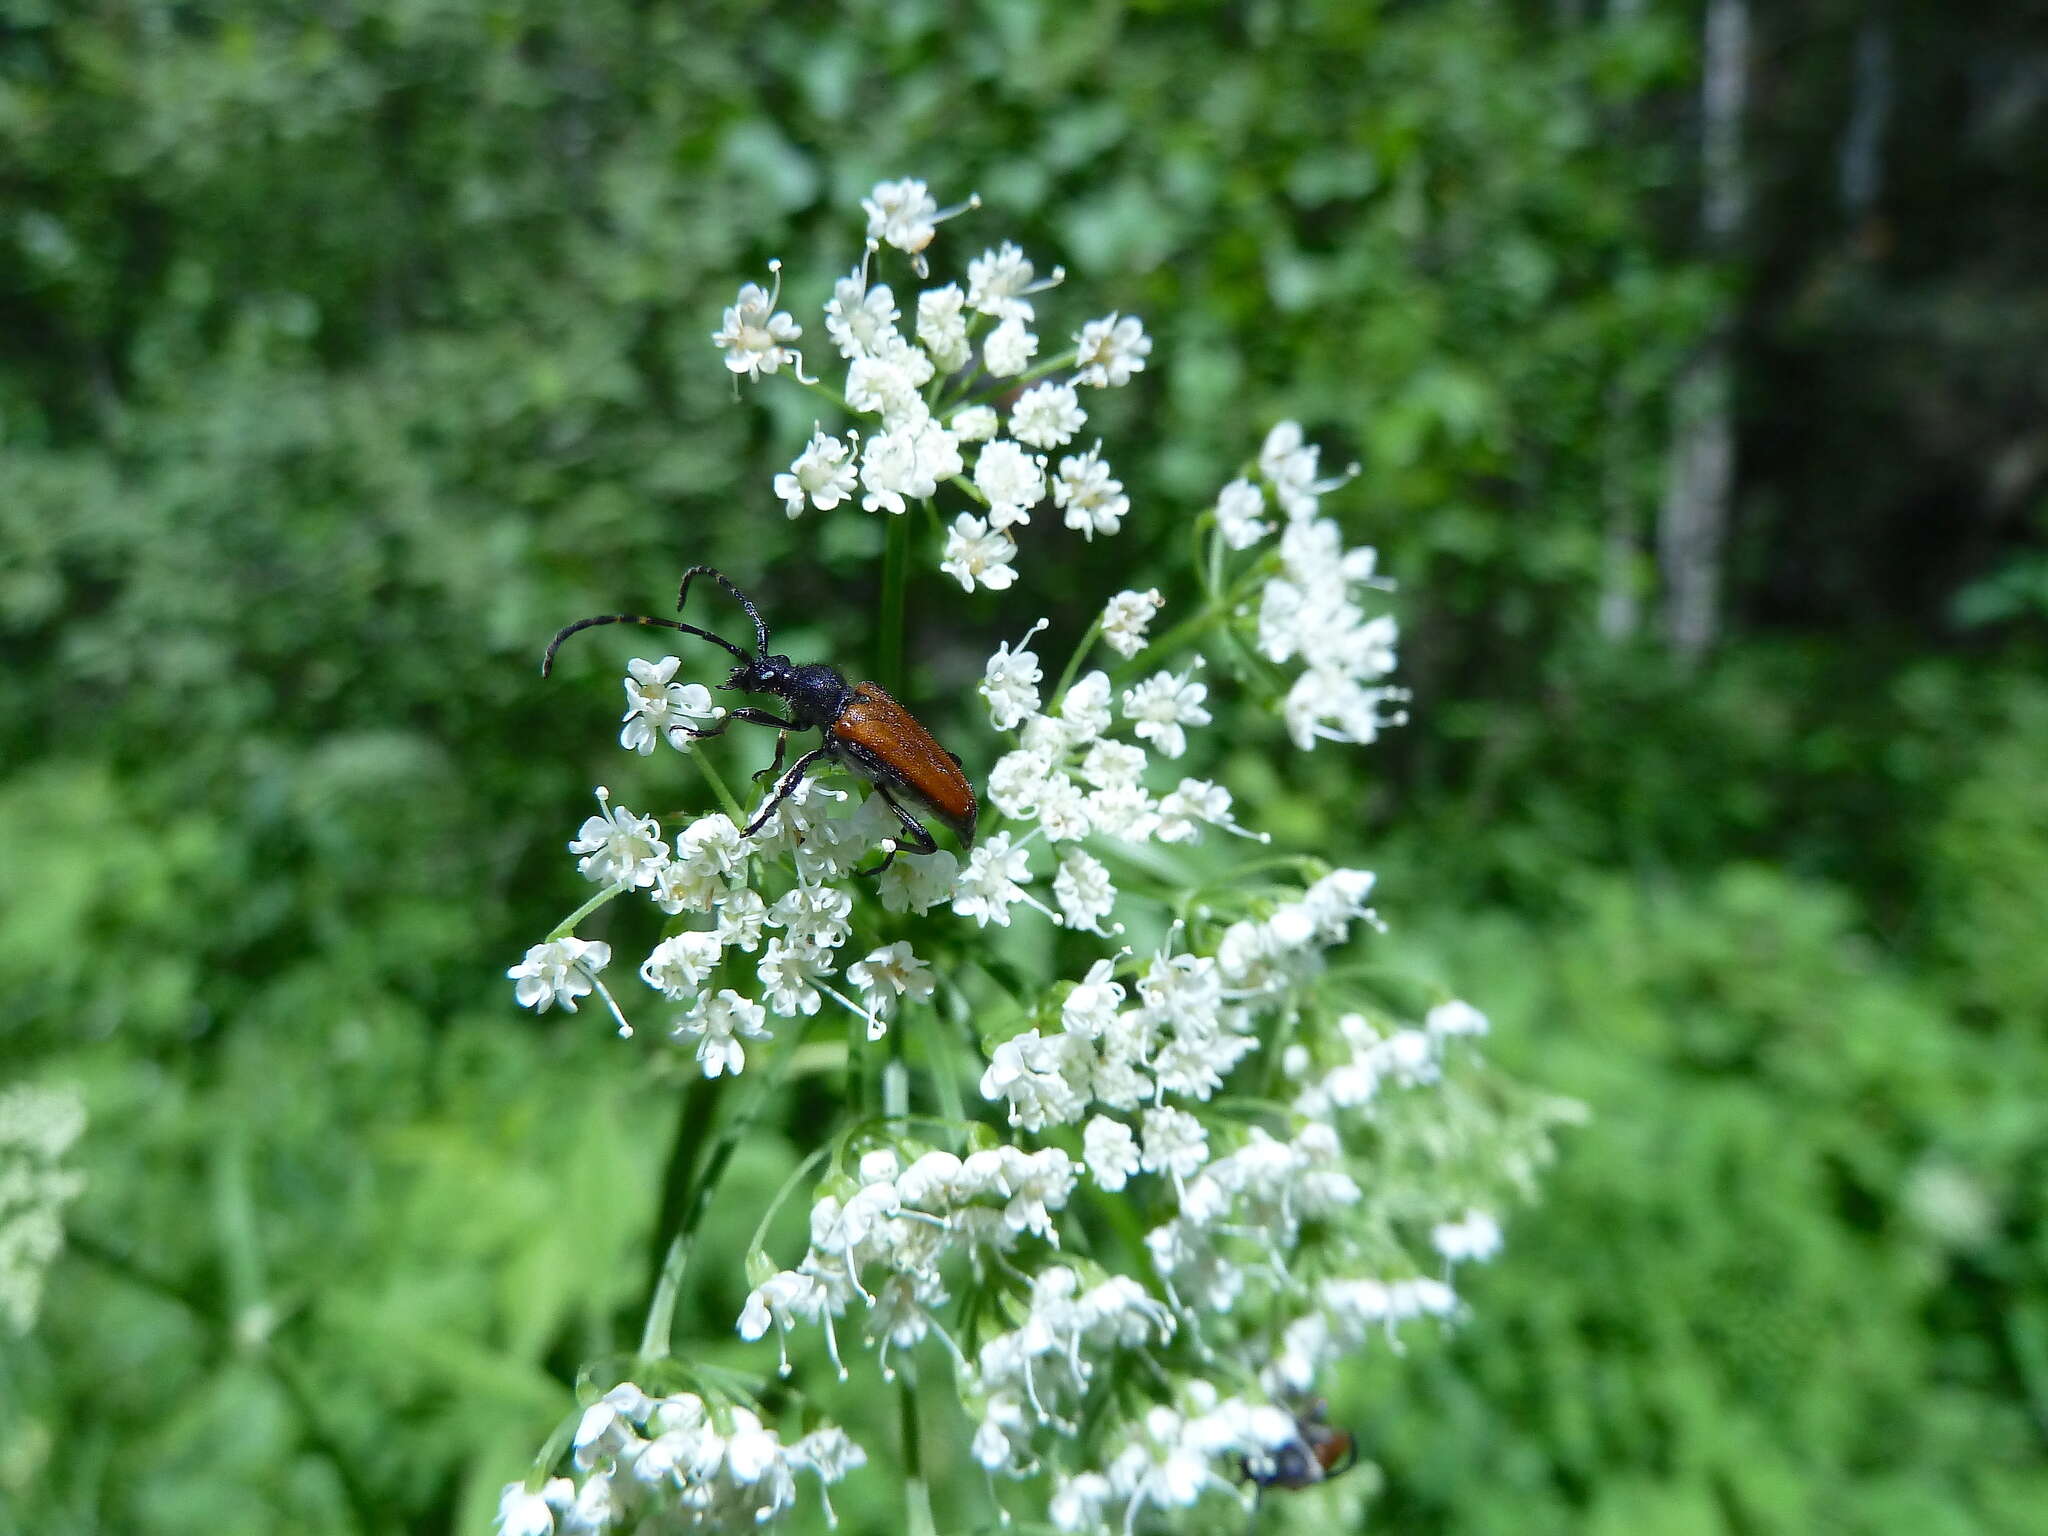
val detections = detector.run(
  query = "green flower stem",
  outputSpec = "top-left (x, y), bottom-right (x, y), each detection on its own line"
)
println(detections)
top-left (1045, 615), bottom-right (1105, 714)
top-left (640, 1023), bottom-right (810, 1362)
top-left (547, 882), bottom-right (627, 942)
top-left (901, 1374), bottom-right (939, 1536)
top-left (1110, 562), bottom-right (1272, 686)
top-left (688, 743), bottom-right (749, 825)
top-left (881, 507), bottom-right (911, 690)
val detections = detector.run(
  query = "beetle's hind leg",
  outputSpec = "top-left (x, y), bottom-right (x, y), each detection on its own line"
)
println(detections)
top-left (853, 784), bottom-right (939, 877)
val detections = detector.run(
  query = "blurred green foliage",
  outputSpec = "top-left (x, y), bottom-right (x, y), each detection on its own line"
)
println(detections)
top-left (3, 0), bottom-right (2044, 1533)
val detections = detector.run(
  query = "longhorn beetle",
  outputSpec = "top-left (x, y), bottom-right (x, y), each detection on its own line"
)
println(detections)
top-left (1242, 1399), bottom-right (1358, 1495)
top-left (542, 566), bottom-right (976, 874)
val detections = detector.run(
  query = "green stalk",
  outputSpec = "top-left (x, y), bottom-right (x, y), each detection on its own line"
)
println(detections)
top-left (640, 1019), bottom-right (810, 1362)
top-left (687, 742), bottom-right (748, 824)
top-left (880, 508), bottom-right (912, 690)
top-left (901, 1373), bottom-right (939, 1536)
top-left (547, 882), bottom-right (625, 942)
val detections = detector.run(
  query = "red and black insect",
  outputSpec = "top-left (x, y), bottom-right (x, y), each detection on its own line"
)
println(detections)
top-left (1243, 1399), bottom-right (1358, 1494)
top-left (543, 566), bottom-right (976, 873)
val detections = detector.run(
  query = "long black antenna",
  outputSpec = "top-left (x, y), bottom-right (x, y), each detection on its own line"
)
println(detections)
top-left (541, 613), bottom-right (749, 676)
top-left (677, 565), bottom-right (770, 653)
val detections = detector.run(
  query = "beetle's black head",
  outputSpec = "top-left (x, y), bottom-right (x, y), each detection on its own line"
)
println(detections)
top-left (725, 653), bottom-right (852, 728)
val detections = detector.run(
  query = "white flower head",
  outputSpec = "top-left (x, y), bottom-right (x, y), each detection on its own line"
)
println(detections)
top-left (983, 313), bottom-right (1039, 378)
top-left (939, 513), bottom-right (1018, 593)
top-left (674, 988), bottom-right (771, 1078)
top-left (1053, 849), bottom-right (1117, 933)
top-left (917, 282), bottom-right (972, 372)
top-left (951, 832), bottom-right (1032, 927)
top-left (966, 241), bottom-right (1039, 318)
top-left (877, 849), bottom-right (959, 915)
top-left (822, 264), bottom-right (900, 360)
top-left (865, 178), bottom-right (971, 275)
top-left (974, 438), bottom-right (1047, 529)
top-left (1215, 477), bottom-right (1270, 549)
top-left (1082, 1116), bottom-right (1142, 1193)
top-left (1100, 587), bottom-right (1163, 659)
top-left (1009, 382), bottom-right (1085, 449)
top-left (508, 937), bottom-right (612, 1014)
top-left (1123, 668), bottom-right (1212, 759)
top-left (1053, 443), bottom-right (1129, 540)
top-left (710, 263), bottom-right (808, 381)
top-left (981, 619), bottom-right (1049, 731)
top-left (847, 941), bottom-right (935, 1021)
top-left (1073, 312), bottom-right (1151, 388)
top-left (950, 402), bottom-right (999, 442)
top-left (619, 656), bottom-right (721, 755)
top-left (569, 787), bottom-right (668, 889)
top-left (774, 427), bottom-right (860, 517)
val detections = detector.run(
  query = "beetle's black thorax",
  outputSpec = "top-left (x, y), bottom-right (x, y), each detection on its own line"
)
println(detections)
top-left (729, 654), bottom-right (852, 730)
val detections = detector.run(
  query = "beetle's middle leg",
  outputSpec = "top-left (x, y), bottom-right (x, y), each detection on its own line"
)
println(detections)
top-left (853, 783), bottom-right (939, 877)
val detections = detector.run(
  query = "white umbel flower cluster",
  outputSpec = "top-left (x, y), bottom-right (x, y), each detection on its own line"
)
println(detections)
top-left (0, 1082), bottom-right (86, 1336)
top-left (1234, 422), bottom-right (1408, 750)
top-left (716, 190), bottom-right (1149, 597)
top-left (494, 1381), bottom-right (864, 1535)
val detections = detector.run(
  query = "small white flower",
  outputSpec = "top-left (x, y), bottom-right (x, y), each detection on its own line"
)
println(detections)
top-left (982, 313), bottom-right (1038, 377)
top-left (1100, 587), bottom-right (1162, 658)
top-left (619, 656), bottom-right (721, 755)
top-left (877, 849), bottom-right (959, 915)
top-left (494, 1481), bottom-right (565, 1536)
top-left (1073, 312), bottom-right (1151, 388)
top-left (1259, 419), bottom-right (1322, 515)
top-left (917, 282), bottom-right (972, 371)
top-left (1140, 1106), bottom-right (1210, 1179)
top-left (639, 930), bottom-right (724, 999)
top-left (1082, 1116), bottom-right (1142, 1192)
top-left (1155, 778), bottom-right (1253, 843)
top-left (1058, 670), bottom-right (1114, 744)
top-left (967, 241), bottom-right (1038, 318)
top-left (1215, 477), bottom-right (1270, 549)
top-left (674, 988), bottom-right (771, 1078)
top-left (845, 343), bottom-right (932, 422)
top-left (952, 832), bottom-right (1032, 927)
top-left (950, 402), bottom-right (999, 441)
top-left (939, 513), bottom-right (1018, 593)
top-left (1052, 443), bottom-right (1128, 540)
top-left (1053, 849), bottom-right (1117, 933)
top-left (1063, 959), bottom-right (1126, 1037)
top-left (864, 178), bottom-right (942, 260)
top-left (1123, 669), bottom-right (1212, 759)
top-left (1427, 999), bottom-right (1491, 1037)
top-left (987, 745), bottom-right (1056, 816)
top-left (569, 788), bottom-right (668, 888)
top-left (1009, 382), bottom-right (1085, 449)
top-left (770, 883), bottom-right (854, 950)
top-left (1036, 774), bottom-right (1091, 842)
top-left (773, 427), bottom-right (860, 517)
top-left (710, 267), bottom-right (805, 380)
top-left (847, 942), bottom-right (935, 1019)
top-left (757, 938), bottom-right (830, 1017)
top-left (1086, 783), bottom-right (1161, 842)
top-left (1079, 739), bottom-right (1147, 790)
top-left (1433, 1209), bottom-right (1504, 1264)
top-left (713, 887), bottom-right (770, 951)
top-left (822, 266), bottom-right (901, 360)
top-left (980, 620), bottom-right (1048, 730)
top-left (974, 439), bottom-right (1047, 528)
top-left (508, 937), bottom-right (612, 1014)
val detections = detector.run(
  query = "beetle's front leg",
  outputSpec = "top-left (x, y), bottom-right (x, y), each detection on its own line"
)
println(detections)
top-left (674, 705), bottom-right (799, 744)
